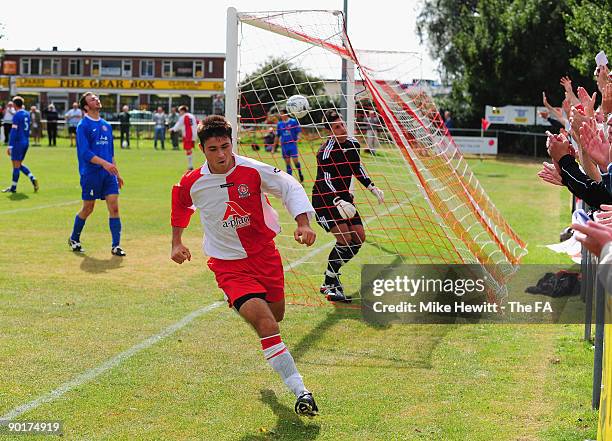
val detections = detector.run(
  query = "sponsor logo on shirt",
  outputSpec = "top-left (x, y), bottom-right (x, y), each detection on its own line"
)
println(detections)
top-left (237, 184), bottom-right (250, 198)
top-left (222, 201), bottom-right (251, 229)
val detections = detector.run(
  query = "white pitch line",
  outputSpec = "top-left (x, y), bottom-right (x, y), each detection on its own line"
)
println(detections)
top-left (1, 301), bottom-right (224, 421)
top-left (0, 200), bottom-right (81, 216)
top-left (2, 198), bottom-right (412, 421)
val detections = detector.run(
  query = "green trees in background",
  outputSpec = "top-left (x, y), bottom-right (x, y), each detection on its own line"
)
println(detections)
top-left (417, 0), bottom-right (605, 126)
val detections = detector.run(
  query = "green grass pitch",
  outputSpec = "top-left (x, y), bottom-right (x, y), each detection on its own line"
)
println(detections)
top-left (0, 136), bottom-right (599, 440)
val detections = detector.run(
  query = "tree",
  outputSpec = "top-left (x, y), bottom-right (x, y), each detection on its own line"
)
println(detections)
top-left (239, 57), bottom-right (332, 123)
top-left (417, 0), bottom-right (592, 126)
top-left (564, 0), bottom-right (612, 75)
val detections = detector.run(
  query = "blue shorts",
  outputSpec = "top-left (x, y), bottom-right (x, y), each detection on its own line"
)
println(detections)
top-left (281, 143), bottom-right (299, 159)
top-left (80, 170), bottom-right (119, 200)
top-left (10, 145), bottom-right (28, 161)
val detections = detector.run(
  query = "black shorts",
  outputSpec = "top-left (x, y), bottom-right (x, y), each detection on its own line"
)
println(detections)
top-left (68, 126), bottom-right (77, 134)
top-left (312, 192), bottom-right (363, 232)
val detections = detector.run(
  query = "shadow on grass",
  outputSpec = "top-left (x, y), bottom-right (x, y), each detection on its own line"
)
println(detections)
top-left (289, 241), bottom-right (454, 370)
top-left (7, 192), bottom-right (29, 201)
top-left (240, 389), bottom-right (320, 441)
top-left (74, 253), bottom-right (124, 273)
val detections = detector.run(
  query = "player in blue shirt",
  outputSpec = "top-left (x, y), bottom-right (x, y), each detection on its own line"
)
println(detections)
top-left (274, 109), bottom-right (304, 182)
top-left (2, 96), bottom-right (39, 193)
top-left (68, 92), bottom-right (126, 256)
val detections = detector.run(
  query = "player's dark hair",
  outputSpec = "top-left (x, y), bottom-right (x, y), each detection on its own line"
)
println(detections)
top-left (280, 108), bottom-right (288, 115)
top-left (198, 115), bottom-right (233, 144)
top-left (322, 109), bottom-right (341, 129)
top-left (12, 96), bottom-right (24, 108)
top-left (178, 105), bottom-right (189, 113)
top-left (79, 92), bottom-right (93, 111)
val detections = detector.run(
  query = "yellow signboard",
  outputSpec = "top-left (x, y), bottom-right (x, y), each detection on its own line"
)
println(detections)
top-left (8, 77), bottom-right (223, 91)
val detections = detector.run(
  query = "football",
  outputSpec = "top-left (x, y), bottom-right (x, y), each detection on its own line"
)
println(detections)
top-left (122, 141), bottom-right (128, 148)
top-left (286, 94), bottom-right (310, 118)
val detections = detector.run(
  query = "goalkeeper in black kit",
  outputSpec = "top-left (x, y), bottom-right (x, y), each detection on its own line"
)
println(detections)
top-left (312, 109), bottom-right (385, 302)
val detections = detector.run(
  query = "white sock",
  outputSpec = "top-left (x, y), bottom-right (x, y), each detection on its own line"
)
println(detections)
top-left (261, 334), bottom-right (308, 397)
top-left (187, 154), bottom-right (193, 169)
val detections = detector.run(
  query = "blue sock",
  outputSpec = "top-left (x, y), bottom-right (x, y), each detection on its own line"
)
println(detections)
top-left (295, 162), bottom-right (302, 173)
top-left (10, 168), bottom-right (19, 191)
top-left (109, 217), bottom-right (121, 248)
top-left (286, 164), bottom-right (292, 175)
top-left (19, 165), bottom-right (34, 181)
top-left (71, 214), bottom-right (86, 242)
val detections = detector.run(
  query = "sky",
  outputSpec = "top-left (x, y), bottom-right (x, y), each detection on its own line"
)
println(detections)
top-left (0, 0), bottom-right (440, 81)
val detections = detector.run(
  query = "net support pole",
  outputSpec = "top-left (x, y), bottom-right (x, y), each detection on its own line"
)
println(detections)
top-left (346, 58), bottom-right (355, 137)
top-left (592, 273), bottom-right (606, 410)
top-left (583, 245), bottom-right (592, 341)
top-left (225, 7), bottom-right (239, 152)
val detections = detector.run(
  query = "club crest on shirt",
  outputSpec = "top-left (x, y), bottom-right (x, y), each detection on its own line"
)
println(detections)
top-left (102, 125), bottom-right (108, 131)
top-left (237, 184), bottom-right (250, 198)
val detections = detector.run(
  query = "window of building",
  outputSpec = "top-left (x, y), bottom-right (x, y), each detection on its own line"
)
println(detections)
top-left (162, 61), bottom-right (172, 78)
top-left (41, 59), bottom-right (60, 76)
top-left (69, 59), bottom-right (83, 76)
top-left (161, 61), bottom-right (207, 78)
top-left (91, 60), bottom-right (101, 76)
top-left (194, 96), bottom-right (212, 115)
top-left (20, 58), bottom-right (60, 76)
top-left (97, 60), bottom-right (122, 76)
top-left (173, 60), bottom-right (194, 78)
top-left (20, 58), bottom-right (31, 75)
top-left (140, 60), bottom-right (154, 78)
top-left (194, 61), bottom-right (204, 78)
top-left (150, 95), bottom-right (170, 112)
top-left (122, 60), bottom-right (132, 77)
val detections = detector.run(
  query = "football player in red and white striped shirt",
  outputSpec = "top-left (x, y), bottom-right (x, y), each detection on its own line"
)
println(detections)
top-left (170, 105), bottom-right (199, 171)
top-left (170, 115), bottom-right (319, 416)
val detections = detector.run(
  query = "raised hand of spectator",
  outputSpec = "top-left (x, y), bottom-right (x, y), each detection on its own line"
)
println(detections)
top-left (572, 221), bottom-right (612, 257)
top-left (560, 76), bottom-right (580, 105)
top-left (577, 87), bottom-right (597, 117)
top-left (602, 83), bottom-right (612, 116)
top-left (597, 65), bottom-right (610, 94)
top-left (546, 131), bottom-right (572, 162)
top-left (537, 161), bottom-right (562, 186)
top-left (560, 76), bottom-right (573, 93)
top-left (570, 105), bottom-right (590, 136)
top-left (594, 204), bottom-right (612, 226)
top-left (579, 120), bottom-right (611, 169)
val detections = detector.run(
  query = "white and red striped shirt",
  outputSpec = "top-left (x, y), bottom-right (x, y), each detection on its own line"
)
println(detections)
top-left (171, 154), bottom-right (314, 260)
top-left (171, 113), bottom-right (198, 142)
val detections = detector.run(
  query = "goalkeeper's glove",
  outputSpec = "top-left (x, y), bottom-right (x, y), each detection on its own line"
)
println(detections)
top-left (333, 196), bottom-right (357, 219)
top-left (368, 183), bottom-right (385, 204)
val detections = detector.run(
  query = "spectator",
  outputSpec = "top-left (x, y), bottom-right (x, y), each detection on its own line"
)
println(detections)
top-left (212, 95), bottom-right (224, 115)
top-left (152, 106), bottom-right (166, 150)
top-left (45, 104), bottom-right (59, 147)
top-left (64, 102), bottom-right (83, 147)
top-left (167, 106), bottom-right (179, 150)
top-left (443, 110), bottom-right (454, 133)
top-left (30, 105), bottom-right (42, 146)
top-left (365, 110), bottom-right (380, 155)
top-left (2, 101), bottom-right (15, 145)
top-left (118, 105), bottom-right (130, 149)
